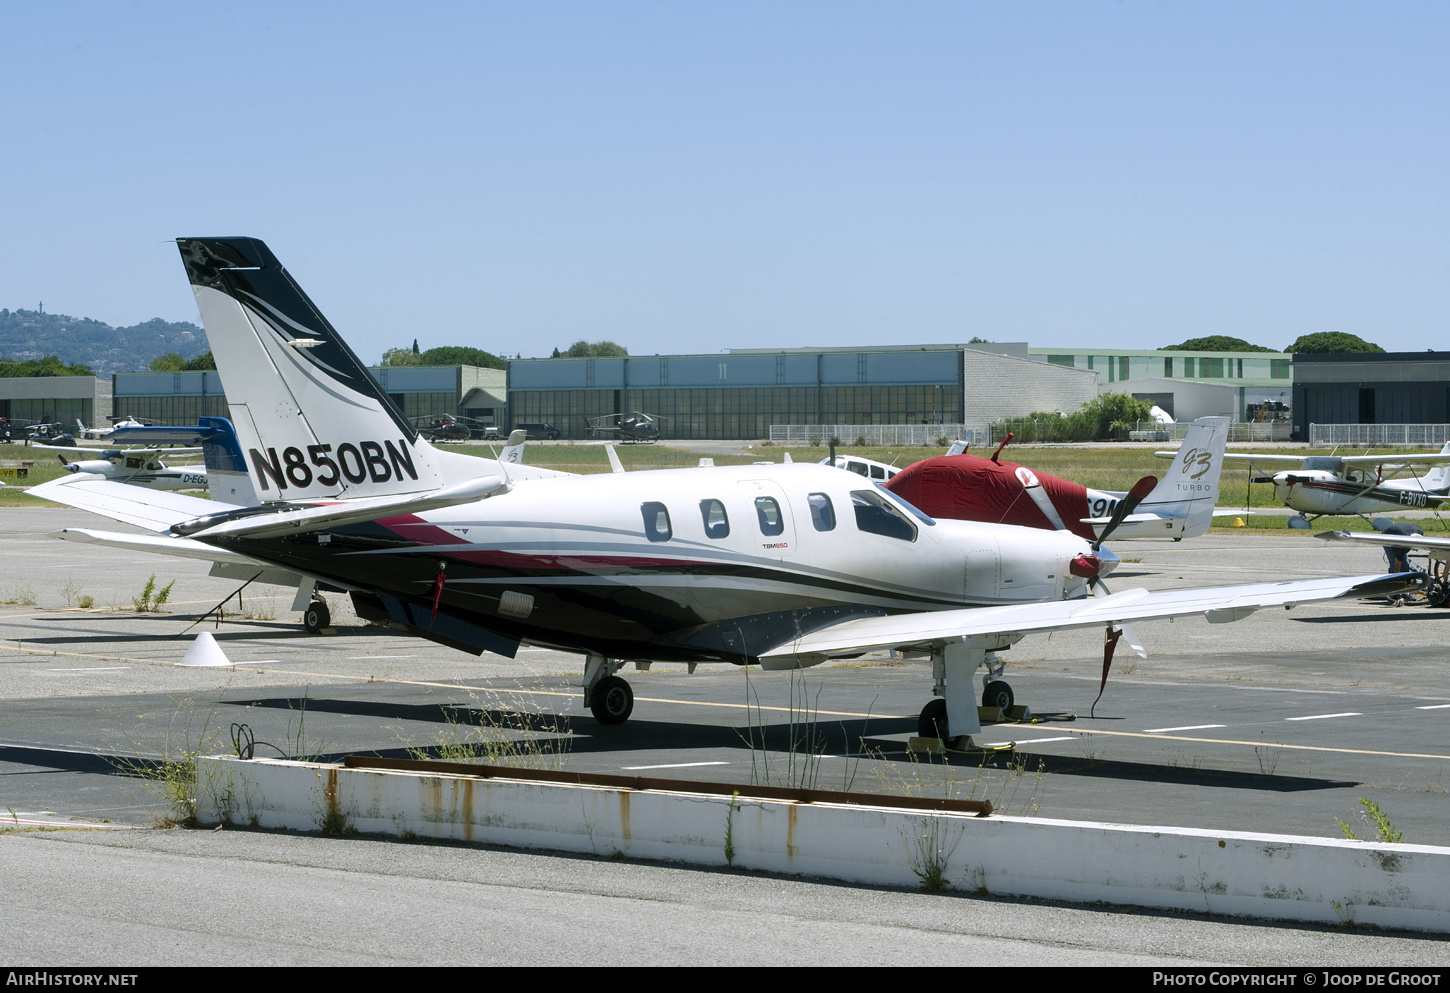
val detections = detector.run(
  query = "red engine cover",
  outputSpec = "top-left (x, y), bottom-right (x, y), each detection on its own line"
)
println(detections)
top-left (883, 454), bottom-right (1095, 541)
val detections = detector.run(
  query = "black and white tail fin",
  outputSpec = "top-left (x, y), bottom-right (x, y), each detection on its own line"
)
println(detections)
top-left (1141, 415), bottom-right (1230, 536)
top-left (176, 238), bottom-right (568, 501)
top-left (177, 237), bottom-right (444, 502)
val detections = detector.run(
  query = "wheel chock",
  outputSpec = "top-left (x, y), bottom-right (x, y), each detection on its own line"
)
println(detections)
top-left (907, 735), bottom-right (1015, 756)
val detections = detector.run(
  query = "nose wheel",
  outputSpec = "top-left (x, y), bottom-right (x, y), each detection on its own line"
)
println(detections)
top-left (981, 680), bottom-right (1015, 713)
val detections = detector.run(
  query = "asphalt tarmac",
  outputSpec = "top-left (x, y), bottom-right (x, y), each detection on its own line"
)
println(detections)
top-left (3, 506), bottom-right (1449, 963)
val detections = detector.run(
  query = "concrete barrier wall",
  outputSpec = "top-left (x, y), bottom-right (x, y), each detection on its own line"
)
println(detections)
top-left (196, 756), bottom-right (1450, 932)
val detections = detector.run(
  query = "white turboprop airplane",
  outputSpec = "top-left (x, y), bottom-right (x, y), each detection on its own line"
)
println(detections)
top-left (28, 237), bottom-right (1422, 743)
top-left (1169, 444), bottom-right (1450, 528)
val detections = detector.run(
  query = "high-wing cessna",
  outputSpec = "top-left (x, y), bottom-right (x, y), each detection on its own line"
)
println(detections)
top-left (29, 237), bottom-right (1422, 745)
top-left (44, 445), bottom-right (208, 492)
top-left (1192, 445), bottom-right (1450, 527)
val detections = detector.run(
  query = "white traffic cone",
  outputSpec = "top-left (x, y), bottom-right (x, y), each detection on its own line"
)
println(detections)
top-left (177, 631), bottom-right (232, 667)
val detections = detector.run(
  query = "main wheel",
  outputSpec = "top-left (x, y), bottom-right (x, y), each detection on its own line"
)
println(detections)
top-left (918, 698), bottom-right (949, 740)
top-left (589, 675), bottom-right (634, 725)
top-left (303, 599), bottom-right (330, 634)
top-left (982, 680), bottom-right (1015, 713)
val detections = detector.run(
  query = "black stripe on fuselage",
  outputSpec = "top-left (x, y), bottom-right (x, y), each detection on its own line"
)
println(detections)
top-left (202, 521), bottom-right (972, 663)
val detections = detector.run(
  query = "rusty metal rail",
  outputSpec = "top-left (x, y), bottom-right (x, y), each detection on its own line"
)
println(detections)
top-left (341, 755), bottom-right (992, 816)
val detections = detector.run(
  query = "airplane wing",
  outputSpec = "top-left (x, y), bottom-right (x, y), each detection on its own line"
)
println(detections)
top-left (760, 572), bottom-right (1421, 665)
top-left (55, 527), bottom-right (271, 565)
top-left (1333, 454), bottom-right (1450, 466)
top-left (29, 474), bottom-right (237, 532)
top-left (177, 475), bottom-right (508, 540)
top-left (1317, 530), bottom-right (1450, 559)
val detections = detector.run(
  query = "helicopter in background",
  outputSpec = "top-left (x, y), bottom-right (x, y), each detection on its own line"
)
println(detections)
top-left (589, 411), bottom-right (666, 443)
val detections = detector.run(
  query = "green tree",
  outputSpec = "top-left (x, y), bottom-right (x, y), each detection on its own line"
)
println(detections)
top-left (1161, 335), bottom-right (1275, 352)
top-left (0, 355), bottom-right (95, 377)
top-left (147, 352), bottom-right (188, 372)
top-left (379, 347), bottom-right (425, 367)
top-left (1284, 331), bottom-right (1385, 354)
top-left (184, 351), bottom-right (216, 370)
top-left (563, 340), bottom-right (628, 358)
top-left (420, 345), bottom-right (505, 369)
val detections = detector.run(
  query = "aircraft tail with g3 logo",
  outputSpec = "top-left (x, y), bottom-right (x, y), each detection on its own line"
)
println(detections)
top-left (1115, 414), bottom-right (1230, 538)
top-left (176, 237), bottom-right (564, 504)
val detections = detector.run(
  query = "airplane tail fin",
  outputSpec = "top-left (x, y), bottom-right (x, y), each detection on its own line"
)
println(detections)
top-left (1420, 440), bottom-right (1450, 492)
top-left (499, 429), bottom-right (527, 465)
top-left (1140, 416), bottom-right (1230, 537)
top-left (195, 416), bottom-right (260, 506)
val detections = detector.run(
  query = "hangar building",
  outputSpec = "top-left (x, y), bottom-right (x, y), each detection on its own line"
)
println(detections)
top-left (112, 366), bottom-right (507, 430)
top-left (1291, 351), bottom-right (1450, 442)
top-left (506, 343), bottom-right (1098, 441)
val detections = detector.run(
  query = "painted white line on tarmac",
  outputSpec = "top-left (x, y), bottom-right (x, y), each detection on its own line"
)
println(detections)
top-left (1416, 704), bottom-right (1450, 710)
top-left (1143, 724), bottom-right (1227, 733)
top-left (982, 736), bottom-right (1076, 747)
top-left (46, 666), bottom-right (130, 672)
top-left (621, 761), bottom-right (730, 771)
top-left (1285, 712), bottom-right (1362, 721)
top-left (348, 655), bottom-right (418, 660)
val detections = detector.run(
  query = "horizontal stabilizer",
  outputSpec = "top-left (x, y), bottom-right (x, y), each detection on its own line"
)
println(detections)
top-left (181, 475), bottom-right (508, 540)
top-left (29, 475), bottom-right (236, 532)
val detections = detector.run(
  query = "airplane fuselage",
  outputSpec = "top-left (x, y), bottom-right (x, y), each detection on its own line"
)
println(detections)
top-left (197, 463), bottom-right (1098, 664)
top-left (1271, 470), bottom-right (1448, 516)
top-left (64, 459), bottom-right (209, 492)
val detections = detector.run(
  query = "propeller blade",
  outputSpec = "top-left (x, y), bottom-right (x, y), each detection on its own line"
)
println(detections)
top-left (1092, 475), bottom-right (1158, 550)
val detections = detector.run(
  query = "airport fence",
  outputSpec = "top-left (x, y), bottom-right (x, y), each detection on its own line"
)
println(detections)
top-left (985, 419), bottom-right (1293, 445)
top-left (1309, 423), bottom-right (1450, 448)
top-left (768, 424), bottom-right (982, 446)
top-left (769, 419), bottom-right (1294, 448)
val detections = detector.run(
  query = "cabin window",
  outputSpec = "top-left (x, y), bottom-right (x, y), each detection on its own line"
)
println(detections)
top-left (699, 499), bottom-right (730, 539)
top-left (846, 461), bottom-right (869, 476)
top-left (641, 502), bottom-right (672, 542)
top-left (808, 493), bottom-right (836, 531)
top-left (870, 465), bottom-right (885, 480)
top-left (851, 489), bottom-right (918, 542)
top-left (755, 496), bottom-right (784, 536)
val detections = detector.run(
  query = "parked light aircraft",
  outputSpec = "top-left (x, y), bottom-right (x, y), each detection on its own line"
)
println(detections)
top-left (28, 237), bottom-right (1422, 742)
top-left (819, 419), bottom-right (1228, 541)
top-left (885, 417), bottom-right (1229, 542)
top-left (46, 446), bottom-right (208, 491)
top-left (1187, 444), bottom-right (1450, 527)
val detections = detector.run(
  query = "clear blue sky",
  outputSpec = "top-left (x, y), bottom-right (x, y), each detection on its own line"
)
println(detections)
top-left (2, 2), bottom-right (1445, 360)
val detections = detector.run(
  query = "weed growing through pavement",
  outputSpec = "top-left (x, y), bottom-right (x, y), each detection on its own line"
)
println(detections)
top-left (132, 574), bottom-right (176, 613)
top-left (1337, 798), bottom-right (1404, 844)
top-left (736, 666), bottom-right (869, 792)
top-left (398, 687), bottom-right (570, 770)
top-left (109, 687), bottom-right (230, 826)
top-left (901, 814), bottom-right (966, 892)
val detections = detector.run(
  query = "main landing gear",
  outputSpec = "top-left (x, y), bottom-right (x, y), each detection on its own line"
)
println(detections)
top-left (915, 643), bottom-right (1016, 749)
top-left (303, 598), bottom-right (331, 634)
top-left (583, 654), bottom-right (635, 724)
